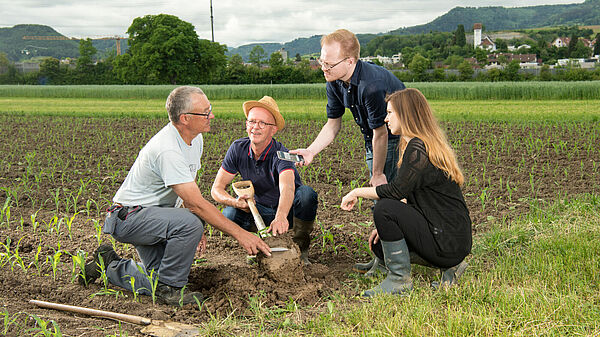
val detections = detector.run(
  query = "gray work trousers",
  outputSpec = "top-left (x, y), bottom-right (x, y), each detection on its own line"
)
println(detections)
top-left (102, 206), bottom-right (203, 294)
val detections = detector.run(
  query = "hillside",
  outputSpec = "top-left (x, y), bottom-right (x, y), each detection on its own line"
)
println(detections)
top-left (2, 0), bottom-right (599, 62)
top-left (389, 0), bottom-right (599, 35)
top-left (228, 0), bottom-right (599, 60)
top-left (0, 24), bottom-right (126, 62)
top-left (226, 33), bottom-right (378, 63)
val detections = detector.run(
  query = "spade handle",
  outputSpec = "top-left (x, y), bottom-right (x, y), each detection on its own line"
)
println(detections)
top-left (232, 180), bottom-right (267, 233)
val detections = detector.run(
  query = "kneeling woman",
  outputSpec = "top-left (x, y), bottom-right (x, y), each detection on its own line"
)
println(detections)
top-left (341, 88), bottom-right (472, 297)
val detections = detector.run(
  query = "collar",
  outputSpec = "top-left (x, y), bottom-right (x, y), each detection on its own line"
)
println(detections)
top-left (169, 122), bottom-right (193, 148)
top-left (348, 59), bottom-right (362, 87)
top-left (247, 138), bottom-right (274, 162)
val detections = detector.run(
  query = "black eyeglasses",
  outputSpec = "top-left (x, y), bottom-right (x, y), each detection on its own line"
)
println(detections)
top-left (246, 119), bottom-right (276, 129)
top-left (317, 57), bottom-right (348, 71)
top-left (184, 104), bottom-right (212, 119)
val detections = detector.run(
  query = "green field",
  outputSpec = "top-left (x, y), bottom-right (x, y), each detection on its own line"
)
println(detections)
top-left (2, 97), bottom-right (600, 122)
top-left (2, 81), bottom-right (600, 100)
top-left (1, 84), bottom-right (599, 335)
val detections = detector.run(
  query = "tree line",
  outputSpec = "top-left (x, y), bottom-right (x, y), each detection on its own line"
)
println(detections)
top-left (1, 15), bottom-right (599, 85)
top-left (0, 14), bottom-right (324, 86)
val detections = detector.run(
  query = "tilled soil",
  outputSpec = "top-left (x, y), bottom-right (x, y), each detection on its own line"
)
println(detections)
top-left (0, 116), bottom-right (598, 336)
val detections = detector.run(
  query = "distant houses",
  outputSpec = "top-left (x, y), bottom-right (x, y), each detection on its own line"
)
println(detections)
top-left (360, 53), bottom-right (403, 67)
top-left (473, 23), bottom-right (496, 51)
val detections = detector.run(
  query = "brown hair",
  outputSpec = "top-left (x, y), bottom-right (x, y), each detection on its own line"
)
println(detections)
top-left (386, 88), bottom-right (464, 186)
top-left (320, 29), bottom-right (360, 60)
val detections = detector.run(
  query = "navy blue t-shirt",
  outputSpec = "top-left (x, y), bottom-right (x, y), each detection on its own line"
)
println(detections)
top-left (221, 137), bottom-right (302, 207)
top-left (326, 60), bottom-right (405, 150)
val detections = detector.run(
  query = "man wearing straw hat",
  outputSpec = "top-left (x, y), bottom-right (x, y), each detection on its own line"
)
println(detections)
top-left (211, 96), bottom-right (318, 265)
top-left (79, 86), bottom-right (271, 306)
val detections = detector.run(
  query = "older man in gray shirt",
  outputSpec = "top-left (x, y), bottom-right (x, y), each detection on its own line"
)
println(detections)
top-left (79, 86), bottom-right (271, 306)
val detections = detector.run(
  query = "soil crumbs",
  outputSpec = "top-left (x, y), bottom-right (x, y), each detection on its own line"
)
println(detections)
top-left (0, 117), bottom-right (598, 336)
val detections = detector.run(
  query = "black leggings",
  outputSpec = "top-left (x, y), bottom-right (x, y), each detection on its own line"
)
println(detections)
top-left (371, 198), bottom-right (462, 268)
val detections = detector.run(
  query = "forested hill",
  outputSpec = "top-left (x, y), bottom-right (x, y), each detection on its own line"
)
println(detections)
top-left (389, 0), bottom-right (599, 35)
top-left (0, 24), bottom-right (126, 62)
top-left (228, 0), bottom-right (599, 60)
top-left (2, 0), bottom-right (598, 62)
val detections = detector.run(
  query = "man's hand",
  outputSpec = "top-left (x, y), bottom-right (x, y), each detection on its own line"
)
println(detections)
top-left (236, 230), bottom-right (272, 256)
top-left (289, 149), bottom-right (314, 167)
top-left (370, 173), bottom-right (388, 187)
top-left (267, 216), bottom-right (289, 236)
top-left (196, 233), bottom-right (207, 257)
top-left (368, 229), bottom-right (379, 251)
top-left (234, 195), bottom-right (251, 213)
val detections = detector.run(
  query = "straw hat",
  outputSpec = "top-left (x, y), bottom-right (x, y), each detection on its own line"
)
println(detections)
top-left (242, 96), bottom-right (285, 131)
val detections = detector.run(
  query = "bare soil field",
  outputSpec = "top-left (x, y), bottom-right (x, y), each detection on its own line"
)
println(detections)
top-left (0, 116), bottom-right (598, 335)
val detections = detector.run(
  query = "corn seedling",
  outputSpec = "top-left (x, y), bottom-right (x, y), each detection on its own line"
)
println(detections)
top-left (1, 199), bottom-right (11, 229)
top-left (0, 237), bottom-right (12, 269)
top-left (64, 212), bottom-right (79, 240)
top-left (128, 276), bottom-right (139, 302)
top-left (30, 209), bottom-right (40, 234)
top-left (92, 219), bottom-right (103, 246)
top-left (28, 243), bottom-right (44, 276)
top-left (1, 309), bottom-right (21, 336)
top-left (10, 237), bottom-right (27, 272)
top-left (46, 244), bottom-right (62, 281)
top-left (27, 314), bottom-right (62, 337)
top-left (69, 249), bottom-right (87, 284)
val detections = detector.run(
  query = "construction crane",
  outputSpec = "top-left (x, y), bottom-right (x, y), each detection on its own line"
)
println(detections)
top-left (22, 35), bottom-right (127, 55)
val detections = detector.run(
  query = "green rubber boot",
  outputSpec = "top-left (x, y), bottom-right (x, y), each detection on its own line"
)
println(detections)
top-left (362, 239), bottom-right (413, 297)
top-left (292, 217), bottom-right (314, 265)
top-left (432, 260), bottom-right (468, 289)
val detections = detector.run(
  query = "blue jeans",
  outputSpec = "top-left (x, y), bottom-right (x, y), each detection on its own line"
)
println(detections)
top-left (222, 185), bottom-right (318, 231)
top-left (365, 137), bottom-right (399, 182)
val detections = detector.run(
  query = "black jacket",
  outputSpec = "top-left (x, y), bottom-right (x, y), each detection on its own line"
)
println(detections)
top-left (376, 138), bottom-right (472, 257)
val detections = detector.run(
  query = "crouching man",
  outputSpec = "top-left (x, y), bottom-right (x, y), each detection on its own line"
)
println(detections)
top-left (79, 86), bottom-right (271, 306)
top-left (211, 96), bottom-right (318, 264)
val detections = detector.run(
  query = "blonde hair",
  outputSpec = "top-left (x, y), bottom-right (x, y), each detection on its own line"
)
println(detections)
top-left (321, 29), bottom-right (360, 60)
top-left (386, 88), bottom-right (464, 186)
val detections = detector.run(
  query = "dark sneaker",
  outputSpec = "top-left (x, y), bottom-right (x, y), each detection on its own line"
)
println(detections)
top-left (156, 282), bottom-right (204, 306)
top-left (78, 245), bottom-right (120, 286)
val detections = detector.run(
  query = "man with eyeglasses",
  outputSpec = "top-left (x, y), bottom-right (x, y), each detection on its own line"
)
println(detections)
top-left (79, 86), bottom-right (271, 306)
top-left (290, 29), bottom-right (405, 274)
top-left (211, 96), bottom-right (318, 265)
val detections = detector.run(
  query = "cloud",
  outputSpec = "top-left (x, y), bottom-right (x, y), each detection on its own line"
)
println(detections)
top-left (0, 0), bottom-right (585, 47)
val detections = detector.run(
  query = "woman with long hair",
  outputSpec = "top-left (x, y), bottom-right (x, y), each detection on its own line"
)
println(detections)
top-left (341, 88), bottom-right (472, 297)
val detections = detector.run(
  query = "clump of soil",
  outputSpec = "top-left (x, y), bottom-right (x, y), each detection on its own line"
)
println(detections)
top-left (257, 234), bottom-right (303, 283)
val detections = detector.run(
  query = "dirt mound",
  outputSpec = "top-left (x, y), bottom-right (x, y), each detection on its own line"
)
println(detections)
top-left (188, 233), bottom-right (341, 313)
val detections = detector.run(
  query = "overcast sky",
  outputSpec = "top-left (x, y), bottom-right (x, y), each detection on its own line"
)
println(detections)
top-left (1, 0), bottom-right (585, 47)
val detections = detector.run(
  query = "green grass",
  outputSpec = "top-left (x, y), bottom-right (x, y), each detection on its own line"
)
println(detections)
top-left (195, 194), bottom-right (600, 336)
top-left (2, 97), bottom-right (600, 122)
top-left (2, 81), bottom-right (600, 100)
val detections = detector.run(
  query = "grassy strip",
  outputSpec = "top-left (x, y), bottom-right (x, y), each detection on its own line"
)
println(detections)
top-left (196, 194), bottom-right (600, 336)
top-left (2, 81), bottom-right (600, 100)
top-left (1, 97), bottom-right (600, 122)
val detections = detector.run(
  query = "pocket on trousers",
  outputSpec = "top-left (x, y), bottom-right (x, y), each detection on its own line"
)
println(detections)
top-left (103, 212), bottom-right (118, 234)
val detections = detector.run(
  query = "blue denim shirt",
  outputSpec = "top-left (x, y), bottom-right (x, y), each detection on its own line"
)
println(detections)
top-left (326, 60), bottom-right (405, 150)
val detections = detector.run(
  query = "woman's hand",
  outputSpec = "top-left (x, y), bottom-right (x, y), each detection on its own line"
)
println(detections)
top-left (340, 190), bottom-right (357, 211)
top-left (368, 229), bottom-right (379, 251)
